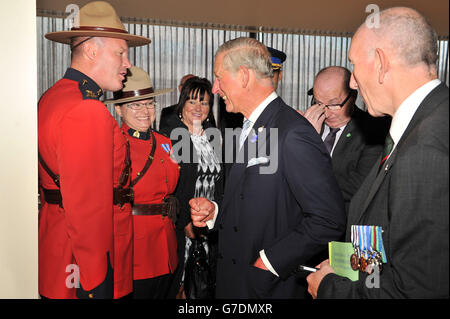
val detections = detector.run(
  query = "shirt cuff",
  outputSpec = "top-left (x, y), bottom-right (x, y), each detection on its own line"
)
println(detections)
top-left (205, 201), bottom-right (219, 230)
top-left (259, 250), bottom-right (279, 277)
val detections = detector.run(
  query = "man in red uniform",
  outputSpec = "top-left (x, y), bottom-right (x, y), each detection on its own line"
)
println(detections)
top-left (38, 1), bottom-right (150, 299)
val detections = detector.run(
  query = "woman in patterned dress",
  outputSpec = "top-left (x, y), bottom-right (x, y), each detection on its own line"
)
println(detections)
top-left (160, 77), bottom-right (224, 298)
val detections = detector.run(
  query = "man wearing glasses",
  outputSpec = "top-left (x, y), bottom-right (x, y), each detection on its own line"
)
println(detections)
top-left (302, 66), bottom-right (390, 213)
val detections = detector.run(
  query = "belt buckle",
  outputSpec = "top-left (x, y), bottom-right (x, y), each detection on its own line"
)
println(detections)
top-left (161, 204), bottom-right (168, 219)
top-left (163, 196), bottom-right (178, 224)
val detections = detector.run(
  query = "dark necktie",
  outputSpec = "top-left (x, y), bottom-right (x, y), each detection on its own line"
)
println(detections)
top-left (379, 133), bottom-right (394, 169)
top-left (324, 127), bottom-right (340, 154)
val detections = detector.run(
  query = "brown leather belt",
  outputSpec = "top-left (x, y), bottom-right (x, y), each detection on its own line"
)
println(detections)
top-left (41, 187), bottom-right (134, 208)
top-left (42, 188), bottom-right (63, 207)
top-left (132, 196), bottom-right (179, 223)
top-left (113, 187), bottom-right (134, 206)
top-left (132, 203), bottom-right (170, 216)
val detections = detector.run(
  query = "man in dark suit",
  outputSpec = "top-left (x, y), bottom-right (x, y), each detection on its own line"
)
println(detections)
top-left (307, 7), bottom-right (449, 298)
top-left (159, 73), bottom-right (194, 129)
top-left (219, 46), bottom-right (287, 183)
top-left (190, 37), bottom-right (346, 298)
top-left (303, 66), bottom-right (390, 212)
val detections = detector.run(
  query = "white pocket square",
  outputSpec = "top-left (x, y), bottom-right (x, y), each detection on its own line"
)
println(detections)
top-left (247, 157), bottom-right (269, 168)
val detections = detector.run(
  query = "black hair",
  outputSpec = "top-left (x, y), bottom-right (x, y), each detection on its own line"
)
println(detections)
top-left (176, 76), bottom-right (214, 122)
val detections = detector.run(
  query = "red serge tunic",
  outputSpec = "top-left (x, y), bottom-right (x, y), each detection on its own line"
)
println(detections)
top-left (122, 123), bottom-right (180, 280)
top-left (38, 68), bottom-right (133, 299)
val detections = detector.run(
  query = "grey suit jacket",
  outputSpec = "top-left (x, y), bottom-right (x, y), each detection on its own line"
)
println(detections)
top-left (318, 83), bottom-right (449, 298)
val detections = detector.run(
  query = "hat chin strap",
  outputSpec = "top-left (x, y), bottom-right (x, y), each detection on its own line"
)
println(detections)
top-left (70, 37), bottom-right (94, 51)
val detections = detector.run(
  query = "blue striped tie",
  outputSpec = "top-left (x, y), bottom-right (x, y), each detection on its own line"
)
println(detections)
top-left (239, 119), bottom-right (252, 149)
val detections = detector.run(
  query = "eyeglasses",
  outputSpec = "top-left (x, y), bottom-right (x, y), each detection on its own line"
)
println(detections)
top-left (311, 91), bottom-right (352, 110)
top-left (125, 101), bottom-right (157, 110)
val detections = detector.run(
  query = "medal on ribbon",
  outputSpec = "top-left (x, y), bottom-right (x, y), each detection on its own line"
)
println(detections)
top-left (161, 143), bottom-right (171, 153)
top-left (350, 225), bottom-right (387, 274)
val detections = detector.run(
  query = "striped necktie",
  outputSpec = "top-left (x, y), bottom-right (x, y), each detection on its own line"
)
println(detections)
top-left (379, 133), bottom-right (394, 169)
top-left (239, 119), bottom-right (252, 149)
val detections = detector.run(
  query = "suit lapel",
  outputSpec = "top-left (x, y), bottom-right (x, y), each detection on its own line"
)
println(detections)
top-left (221, 98), bottom-right (281, 211)
top-left (331, 120), bottom-right (354, 168)
top-left (354, 150), bottom-right (396, 223)
top-left (352, 83), bottom-right (448, 223)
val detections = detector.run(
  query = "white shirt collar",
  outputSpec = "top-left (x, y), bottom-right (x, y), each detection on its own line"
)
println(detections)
top-left (390, 79), bottom-right (441, 146)
top-left (322, 123), bottom-right (348, 157)
top-left (245, 91), bottom-right (278, 125)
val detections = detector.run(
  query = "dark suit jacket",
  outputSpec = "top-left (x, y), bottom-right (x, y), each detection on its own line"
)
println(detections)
top-left (318, 83), bottom-right (449, 298)
top-left (215, 96), bottom-right (346, 298)
top-left (159, 104), bottom-right (177, 130)
top-left (330, 107), bottom-right (390, 213)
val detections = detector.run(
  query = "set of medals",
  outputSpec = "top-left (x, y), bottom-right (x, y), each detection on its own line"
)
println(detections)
top-left (350, 225), bottom-right (387, 275)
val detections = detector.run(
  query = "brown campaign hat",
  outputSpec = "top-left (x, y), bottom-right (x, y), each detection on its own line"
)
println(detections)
top-left (45, 1), bottom-right (150, 47)
top-left (104, 66), bottom-right (173, 104)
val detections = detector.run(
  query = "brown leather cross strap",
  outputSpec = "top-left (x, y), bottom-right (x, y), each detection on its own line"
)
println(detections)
top-left (38, 151), bottom-right (60, 188)
top-left (38, 135), bottom-right (133, 207)
top-left (118, 133), bottom-right (132, 188)
top-left (130, 130), bottom-right (157, 187)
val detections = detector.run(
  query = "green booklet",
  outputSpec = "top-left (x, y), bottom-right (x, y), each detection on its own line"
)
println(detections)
top-left (328, 241), bottom-right (359, 281)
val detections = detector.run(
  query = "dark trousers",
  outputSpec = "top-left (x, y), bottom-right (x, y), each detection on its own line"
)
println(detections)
top-left (167, 229), bottom-right (187, 298)
top-left (132, 273), bottom-right (174, 299)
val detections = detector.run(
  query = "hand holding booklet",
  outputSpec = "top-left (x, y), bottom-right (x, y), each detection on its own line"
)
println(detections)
top-left (328, 241), bottom-right (359, 281)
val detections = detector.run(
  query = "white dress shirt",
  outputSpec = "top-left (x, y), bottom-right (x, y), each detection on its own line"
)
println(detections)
top-left (388, 79), bottom-right (441, 158)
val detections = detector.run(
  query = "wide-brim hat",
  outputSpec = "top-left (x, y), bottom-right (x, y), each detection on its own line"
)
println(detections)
top-left (45, 1), bottom-right (150, 47)
top-left (104, 66), bottom-right (173, 104)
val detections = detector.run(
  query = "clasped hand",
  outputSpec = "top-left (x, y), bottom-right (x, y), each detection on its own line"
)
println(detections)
top-left (189, 197), bottom-right (215, 227)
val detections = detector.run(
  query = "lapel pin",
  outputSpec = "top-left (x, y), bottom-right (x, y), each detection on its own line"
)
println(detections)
top-left (258, 126), bottom-right (264, 133)
top-left (346, 133), bottom-right (351, 138)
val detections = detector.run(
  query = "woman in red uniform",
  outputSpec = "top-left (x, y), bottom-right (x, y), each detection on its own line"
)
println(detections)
top-left (106, 66), bottom-right (179, 298)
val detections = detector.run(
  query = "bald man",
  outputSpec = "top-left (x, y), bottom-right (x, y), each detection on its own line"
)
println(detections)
top-left (303, 66), bottom-right (389, 213)
top-left (307, 7), bottom-right (448, 299)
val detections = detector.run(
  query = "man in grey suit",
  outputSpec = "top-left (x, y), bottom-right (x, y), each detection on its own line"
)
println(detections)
top-left (303, 66), bottom-right (390, 213)
top-left (307, 7), bottom-right (449, 298)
